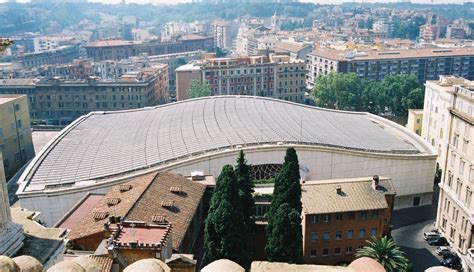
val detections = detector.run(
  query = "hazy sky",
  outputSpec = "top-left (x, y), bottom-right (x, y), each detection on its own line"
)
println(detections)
top-left (0, 0), bottom-right (469, 4)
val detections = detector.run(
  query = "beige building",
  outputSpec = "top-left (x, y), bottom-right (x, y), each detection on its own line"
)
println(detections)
top-left (406, 109), bottom-right (423, 136)
top-left (422, 76), bottom-right (474, 271)
top-left (0, 95), bottom-right (35, 179)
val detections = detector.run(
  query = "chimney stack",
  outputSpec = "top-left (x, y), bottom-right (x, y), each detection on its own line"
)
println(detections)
top-left (336, 186), bottom-right (342, 195)
top-left (372, 175), bottom-right (380, 190)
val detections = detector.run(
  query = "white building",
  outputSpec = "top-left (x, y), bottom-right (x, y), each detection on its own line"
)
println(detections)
top-left (423, 76), bottom-right (474, 271)
top-left (17, 96), bottom-right (437, 226)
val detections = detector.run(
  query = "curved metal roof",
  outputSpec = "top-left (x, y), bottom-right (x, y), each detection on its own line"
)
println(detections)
top-left (23, 96), bottom-right (425, 191)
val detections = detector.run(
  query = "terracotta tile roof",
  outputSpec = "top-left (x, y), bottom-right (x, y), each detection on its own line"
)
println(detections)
top-left (56, 193), bottom-right (105, 229)
top-left (67, 172), bottom-right (155, 240)
top-left (67, 172), bottom-right (206, 252)
top-left (126, 172), bottom-right (206, 251)
top-left (89, 255), bottom-right (113, 272)
top-left (301, 177), bottom-right (396, 214)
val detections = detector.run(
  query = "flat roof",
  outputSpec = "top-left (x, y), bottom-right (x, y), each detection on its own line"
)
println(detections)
top-left (0, 94), bottom-right (25, 104)
top-left (117, 225), bottom-right (168, 245)
top-left (19, 96), bottom-right (433, 193)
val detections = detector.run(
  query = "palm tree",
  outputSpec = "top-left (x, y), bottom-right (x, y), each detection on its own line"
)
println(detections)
top-left (355, 236), bottom-right (410, 272)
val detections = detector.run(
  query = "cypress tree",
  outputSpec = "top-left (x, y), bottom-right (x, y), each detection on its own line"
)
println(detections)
top-left (204, 165), bottom-right (245, 266)
top-left (235, 150), bottom-right (256, 233)
top-left (265, 147), bottom-right (303, 263)
top-left (265, 203), bottom-right (303, 262)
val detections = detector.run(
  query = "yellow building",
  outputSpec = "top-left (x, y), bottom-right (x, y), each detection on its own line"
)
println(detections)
top-left (0, 95), bottom-right (34, 180)
top-left (406, 109), bottom-right (424, 136)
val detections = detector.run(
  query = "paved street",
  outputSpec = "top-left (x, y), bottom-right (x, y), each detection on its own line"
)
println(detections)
top-left (392, 185), bottom-right (445, 272)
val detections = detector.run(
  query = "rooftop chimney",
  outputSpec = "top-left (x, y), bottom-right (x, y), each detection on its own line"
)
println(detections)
top-left (336, 186), bottom-right (342, 195)
top-left (372, 175), bottom-right (380, 190)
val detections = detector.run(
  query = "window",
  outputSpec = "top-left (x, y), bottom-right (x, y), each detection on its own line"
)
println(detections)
top-left (3, 159), bottom-right (8, 168)
top-left (372, 211), bottom-right (379, 219)
top-left (323, 232), bottom-right (330, 241)
top-left (466, 188), bottom-right (472, 206)
top-left (335, 231), bottom-right (342, 240)
top-left (359, 211), bottom-right (367, 220)
top-left (413, 196), bottom-right (421, 206)
top-left (447, 171), bottom-right (453, 187)
top-left (311, 215), bottom-right (318, 224)
top-left (14, 104), bottom-right (20, 111)
top-left (322, 248), bottom-right (329, 256)
top-left (459, 161), bottom-right (465, 176)
top-left (451, 153), bottom-right (456, 167)
top-left (324, 214), bottom-right (330, 223)
top-left (15, 151), bottom-right (21, 162)
top-left (371, 228), bottom-right (377, 237)
top-left (346, 246), bottom-right (353, 254)
top-left (311, 232), bottom-right (318, 241)
top-left (0, 128), bottom-right (3, 139)
top-left (347, 230), bottom-right (354, 239)
top-left (335, 213), bottom-right (342, 221)
top-left (359, 229), bottom-right (365, 238)
top-left (456, 179), bottom-right (462, 196)
top-left (310, 249), bottom-right (317, 258)
top-left (335, 247), bottom-right (341, 255)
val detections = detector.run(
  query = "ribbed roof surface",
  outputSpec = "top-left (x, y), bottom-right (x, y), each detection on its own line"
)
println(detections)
top-left (25, 96), bottom-right (420, 191)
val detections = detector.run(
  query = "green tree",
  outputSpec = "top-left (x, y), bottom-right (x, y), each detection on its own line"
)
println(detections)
top-left (265, 203), bottom-right (303, 262)
top-left (235, 150), bottom-right (255, 233)
top-left (204, 165), bottom-right (245, 266)
top-left (187, 79), bottom-right (212, 99)
top-left (356, 236), bottom-right (410, 272)
top-left (265, 147), bottom-right (303, 263)
top-left (311, 73), bottom-right (365, 111)
top-left (380, 74), bottom-right (423, 116)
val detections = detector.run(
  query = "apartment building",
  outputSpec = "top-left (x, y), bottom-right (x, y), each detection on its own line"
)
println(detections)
top-left (213, 20), bottom-right (232, 50)
top-left (423, 76), bottom-right (474, 271)
top-left (0, 95), bottom-right (34, 180)
top-left (0, 65), bottom-right (169, 126)
top-left (176, 55), bottom-right (307, 103)
top-left (301, 176), bottom-right (396, 265)
top-left (306, 47), bottom-right (474, 88)
top-left (84, 35), bottom-right (213, 61)
top-left (419, 24), bottom-right (440, 42)
top-left (406, 109), bottom-right (423, 136)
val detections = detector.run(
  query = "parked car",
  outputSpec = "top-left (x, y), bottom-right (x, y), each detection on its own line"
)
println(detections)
top-left (436, 246), bottom-right (451, 255)
top-left (429, 237), bottom-right (449, 246)
top-left (424, 230), bottom-right (440, 240)
top-left (440, 255), bottom-right (462, 270)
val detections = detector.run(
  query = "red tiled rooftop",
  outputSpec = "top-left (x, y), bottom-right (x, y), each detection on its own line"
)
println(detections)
top-left (117, 226), bottom-right (167, 244)
top-left (56, 194), bottom-right (104, 229)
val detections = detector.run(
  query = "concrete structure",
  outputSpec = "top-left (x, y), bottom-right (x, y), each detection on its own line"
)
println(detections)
top-left (213, 20), bottom-right (232, 50)
top-left (84, 35), bottom-right (214, 61)
top-left (0, 65), bottom-right (169, 126)
top-left (306, 47), bottom-right (474, 88)
top-left (16, 96), bottom-right (437, 226)
top-left (0, 95), bottom-right (35, 179)
top-left (0, 155), bottom-right (24, 257)
top-left (419, 24), bottom-right (440, 42)
top-left (176, 55), bottom-right (307, 103)
top-left (18, 45), bottom-right (80, 69)
top-left (423, 76), bottom-right (474, 271)
top-left (301, 176), bottom-right (395, 265)
top-left (406, 109), bottom-right (424, 136)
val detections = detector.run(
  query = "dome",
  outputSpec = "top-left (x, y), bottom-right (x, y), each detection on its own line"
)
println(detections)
top-left (348, 257), bottom-right (385, 272)
top-left (71, 256), bottom-right (101, 272)
top-left (201, 259), bottom-right (244, 272)
top-left (0, 256), bottom-right (19, 272)
top-left (124, 259), bottom-right (170, 272)
top-left (425, 266), bottom-right (457, 272)
top-left (12, 256), bottom-right (43, 272)
top-left (47, 260), bottom-right (85, 272)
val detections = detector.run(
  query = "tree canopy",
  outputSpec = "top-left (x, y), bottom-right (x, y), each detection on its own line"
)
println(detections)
top-left (310, 73), bottom-right (424, 116)
top-left (355, 236), bottom-right (410, 272)
top-left (204, 165), bottom-right (246, 266)
top-left (187, 79), bottom-right (212, 99)
top-left (265, 147), bottom-right (303, 263)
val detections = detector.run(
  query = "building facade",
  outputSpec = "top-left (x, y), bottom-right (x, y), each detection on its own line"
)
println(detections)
top-left (0, 95), bottom-right (35, 179)
top-left (306, 47), bottom-right (474, 88)
top-left (84, 35), bottom-right (214, 61)
top-left (302, 176), bottom-right (395, 265)
top-left (424, 77), bottom-right (474, 271)
top-left (176, 55), bottom-right (307, 103)
top-left (18, 45), bottom-right (80, 69)
top-left (406, 109), bottom-right (423, 136)
top-left (213, 20), bottom-right (232, 50)
top-left (0, 65), bottom-right (169, 126)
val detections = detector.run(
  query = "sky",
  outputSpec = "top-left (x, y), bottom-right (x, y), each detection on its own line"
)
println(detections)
top-left (0, 0), bottom-right (470, 3)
